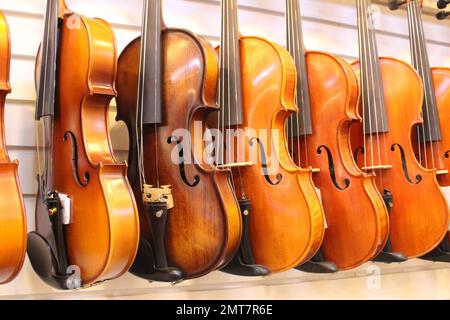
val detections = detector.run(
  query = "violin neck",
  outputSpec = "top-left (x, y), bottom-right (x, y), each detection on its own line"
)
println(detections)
top-left (219, 0), bottom-right (243, 127)
top-left (285, 0), bottom-right (312, 137)
top-left (138, 0), bottom-right (163, 125)
top-left (357, 0), bottom-right (389, 135)
top-left (35, 0), bottom-right (59, 120)
top-left (407, 0), bottom-right (442, 142)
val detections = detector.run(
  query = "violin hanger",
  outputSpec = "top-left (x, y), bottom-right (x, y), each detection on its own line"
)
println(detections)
top-left (421, 235), bottom-right (450, 262)
top-left (388, 0), bottom-right (407, 10)
top-left (437, 0), bottom-right (450, 9)
top-left (436, 10), bottom-right (450, 19)
top-left (27, 193), bottom-right (79, 290)
top-left (295, 251), bottom-right (339, 274)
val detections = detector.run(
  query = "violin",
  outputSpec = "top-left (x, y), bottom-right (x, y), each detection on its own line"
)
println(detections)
top-left (116, 0), bottom-right (242, 280)
top-left (390, 0), bottom-right (450, 260)
top-left (27, 0), bottom-right (139, 289)
top-left (351, 0), bottom-right (448, 259)
top-left (214, 0), bottom-right (325, 273)
top-left (285, 0), bottom-right (392, 271)
top-left (0, 11), bottom-right (27, 285)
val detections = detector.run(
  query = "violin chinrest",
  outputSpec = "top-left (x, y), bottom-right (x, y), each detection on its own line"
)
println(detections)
top-left (27, 232), bottom-right (81, 290)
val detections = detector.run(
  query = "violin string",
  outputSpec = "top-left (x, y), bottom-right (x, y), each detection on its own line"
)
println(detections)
top-left (287, 0), bottom-right (298, 165)
top-left (363, 0), bottom-right (374, 174)
top-left (136, 0), bottom-right (148, 190)
top-left (358, 0), bottom-right (371, 173)
top-left (363, 0), bottom-right (377, 176)
top-left (410, 1), bottom-right (431, 168)
top-left (227, 0), bottom-right (231, 166)
top-left (414, 0), bottom-right (441, 169)
top-left (366, 0), bottom-right (385, 186)
top-left (410, 0), bottom-right (430, 168)
top-left (217, 0), bottom-right (224, 166)
top-left (231, 0), bottom-right (245, 197)
top-left (37, 0), bottom-right (55, 200)
top-left (154, 0), bottom-right (160, 187)
top-left (408, 2), bottom-right (423, 165)
top-left (287, 0), bottom-right (300, 166)
top-left (294, 0), bottom-right (309, 166)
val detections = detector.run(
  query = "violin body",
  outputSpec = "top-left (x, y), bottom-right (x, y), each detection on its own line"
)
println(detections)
top-left (417, 67), bottom-right (450, 187)
top-left (290, 51), bottom-right (388, 270)
top-left (351, 58), bottom-right (449, 258)
top-left (226, 36), bottom-right (325, 272)
top-left (116, 28), bottom-right (241, 279)
top-left (0, 12), bottom-right (27, 284)
top-left (40, 12), bottom-right (140, 285)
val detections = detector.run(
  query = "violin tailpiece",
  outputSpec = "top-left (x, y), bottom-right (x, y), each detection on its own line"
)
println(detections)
top-left (142, 184), bottom-right (174, 209)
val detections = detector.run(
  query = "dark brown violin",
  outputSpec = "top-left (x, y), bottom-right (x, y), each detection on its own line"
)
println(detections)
top-left (390, 0), bottom-right (450, 260)
top-left (351, 0), bottom-right (448, 259)
top-left (27, 0), bottom-right (139, 289)
top-left (285, 0), bottom-right (393, 271)
top-left (116, 0), bottom-right (242, 281)
top-left (0, 11), bottom-right (27, 285)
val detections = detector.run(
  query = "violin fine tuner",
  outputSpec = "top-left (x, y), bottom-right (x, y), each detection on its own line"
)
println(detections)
top-left (143, 185), bottom-right (174, 209)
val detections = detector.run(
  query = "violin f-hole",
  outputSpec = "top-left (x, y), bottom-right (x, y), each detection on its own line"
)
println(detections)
top-left (391, 143), bottom-right (422, 184)
top-left (249, 137), bottom-right (282, 186)
top-left (353, 146), bottom-right (365, 163)
top-left (317, 145), bottom-right (350, 190)
top-left (63, 131), bottom-right (90, 187)
top-left (167, 136), bottom-right (200, 187)
top-left (445, 150), bottom-right (450, 159)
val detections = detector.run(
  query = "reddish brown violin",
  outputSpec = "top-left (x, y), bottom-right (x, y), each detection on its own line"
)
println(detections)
top-left (0, 11), bottom-right (27, 285)
top-left (390, 0), bottom-right (450, 260)
top-left (351, 0), bottom-right (448, 259)
top-left (285, 0), bottom-right (393, 271)
top-left (214, 0), bottom-right (326, 273)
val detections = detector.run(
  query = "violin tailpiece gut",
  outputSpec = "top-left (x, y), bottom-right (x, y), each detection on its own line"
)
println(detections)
top-left (142, 184), bottom-right (174, 209)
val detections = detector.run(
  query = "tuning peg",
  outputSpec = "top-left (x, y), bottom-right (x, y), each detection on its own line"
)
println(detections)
top-left (436, 10), bottom-right (450, 19)
top-left (388, 0), bottom-right (407, 10)
top-left (437, 0), bottom-right (450, 9)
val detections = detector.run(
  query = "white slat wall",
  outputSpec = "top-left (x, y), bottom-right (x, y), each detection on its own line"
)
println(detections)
top-left (0, 0), bottom-right (450, 299)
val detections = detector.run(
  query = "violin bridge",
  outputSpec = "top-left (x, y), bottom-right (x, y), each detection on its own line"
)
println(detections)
top-left (142, 184), bottom-right (174, 209)
top-left (216, 162), bottom-right (254, 169)
top-left (361, 165), bottom-right (393, 171)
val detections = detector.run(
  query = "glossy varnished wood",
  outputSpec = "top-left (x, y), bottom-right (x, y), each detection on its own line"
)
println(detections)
top-left (226, 37), bottom-right (325, 273)
top-left (0, 11), bottom-right (27, 285)
top-left (351, 58), bottom-right (449, 258)
top-left (116, 29), bottom-right (241, 279)
top-left (427, 68), bottom-right (450, 186)
top-left (291, 51), bottom-right (389, 270)
top-left (49, 13), bottom-right (140, 285)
